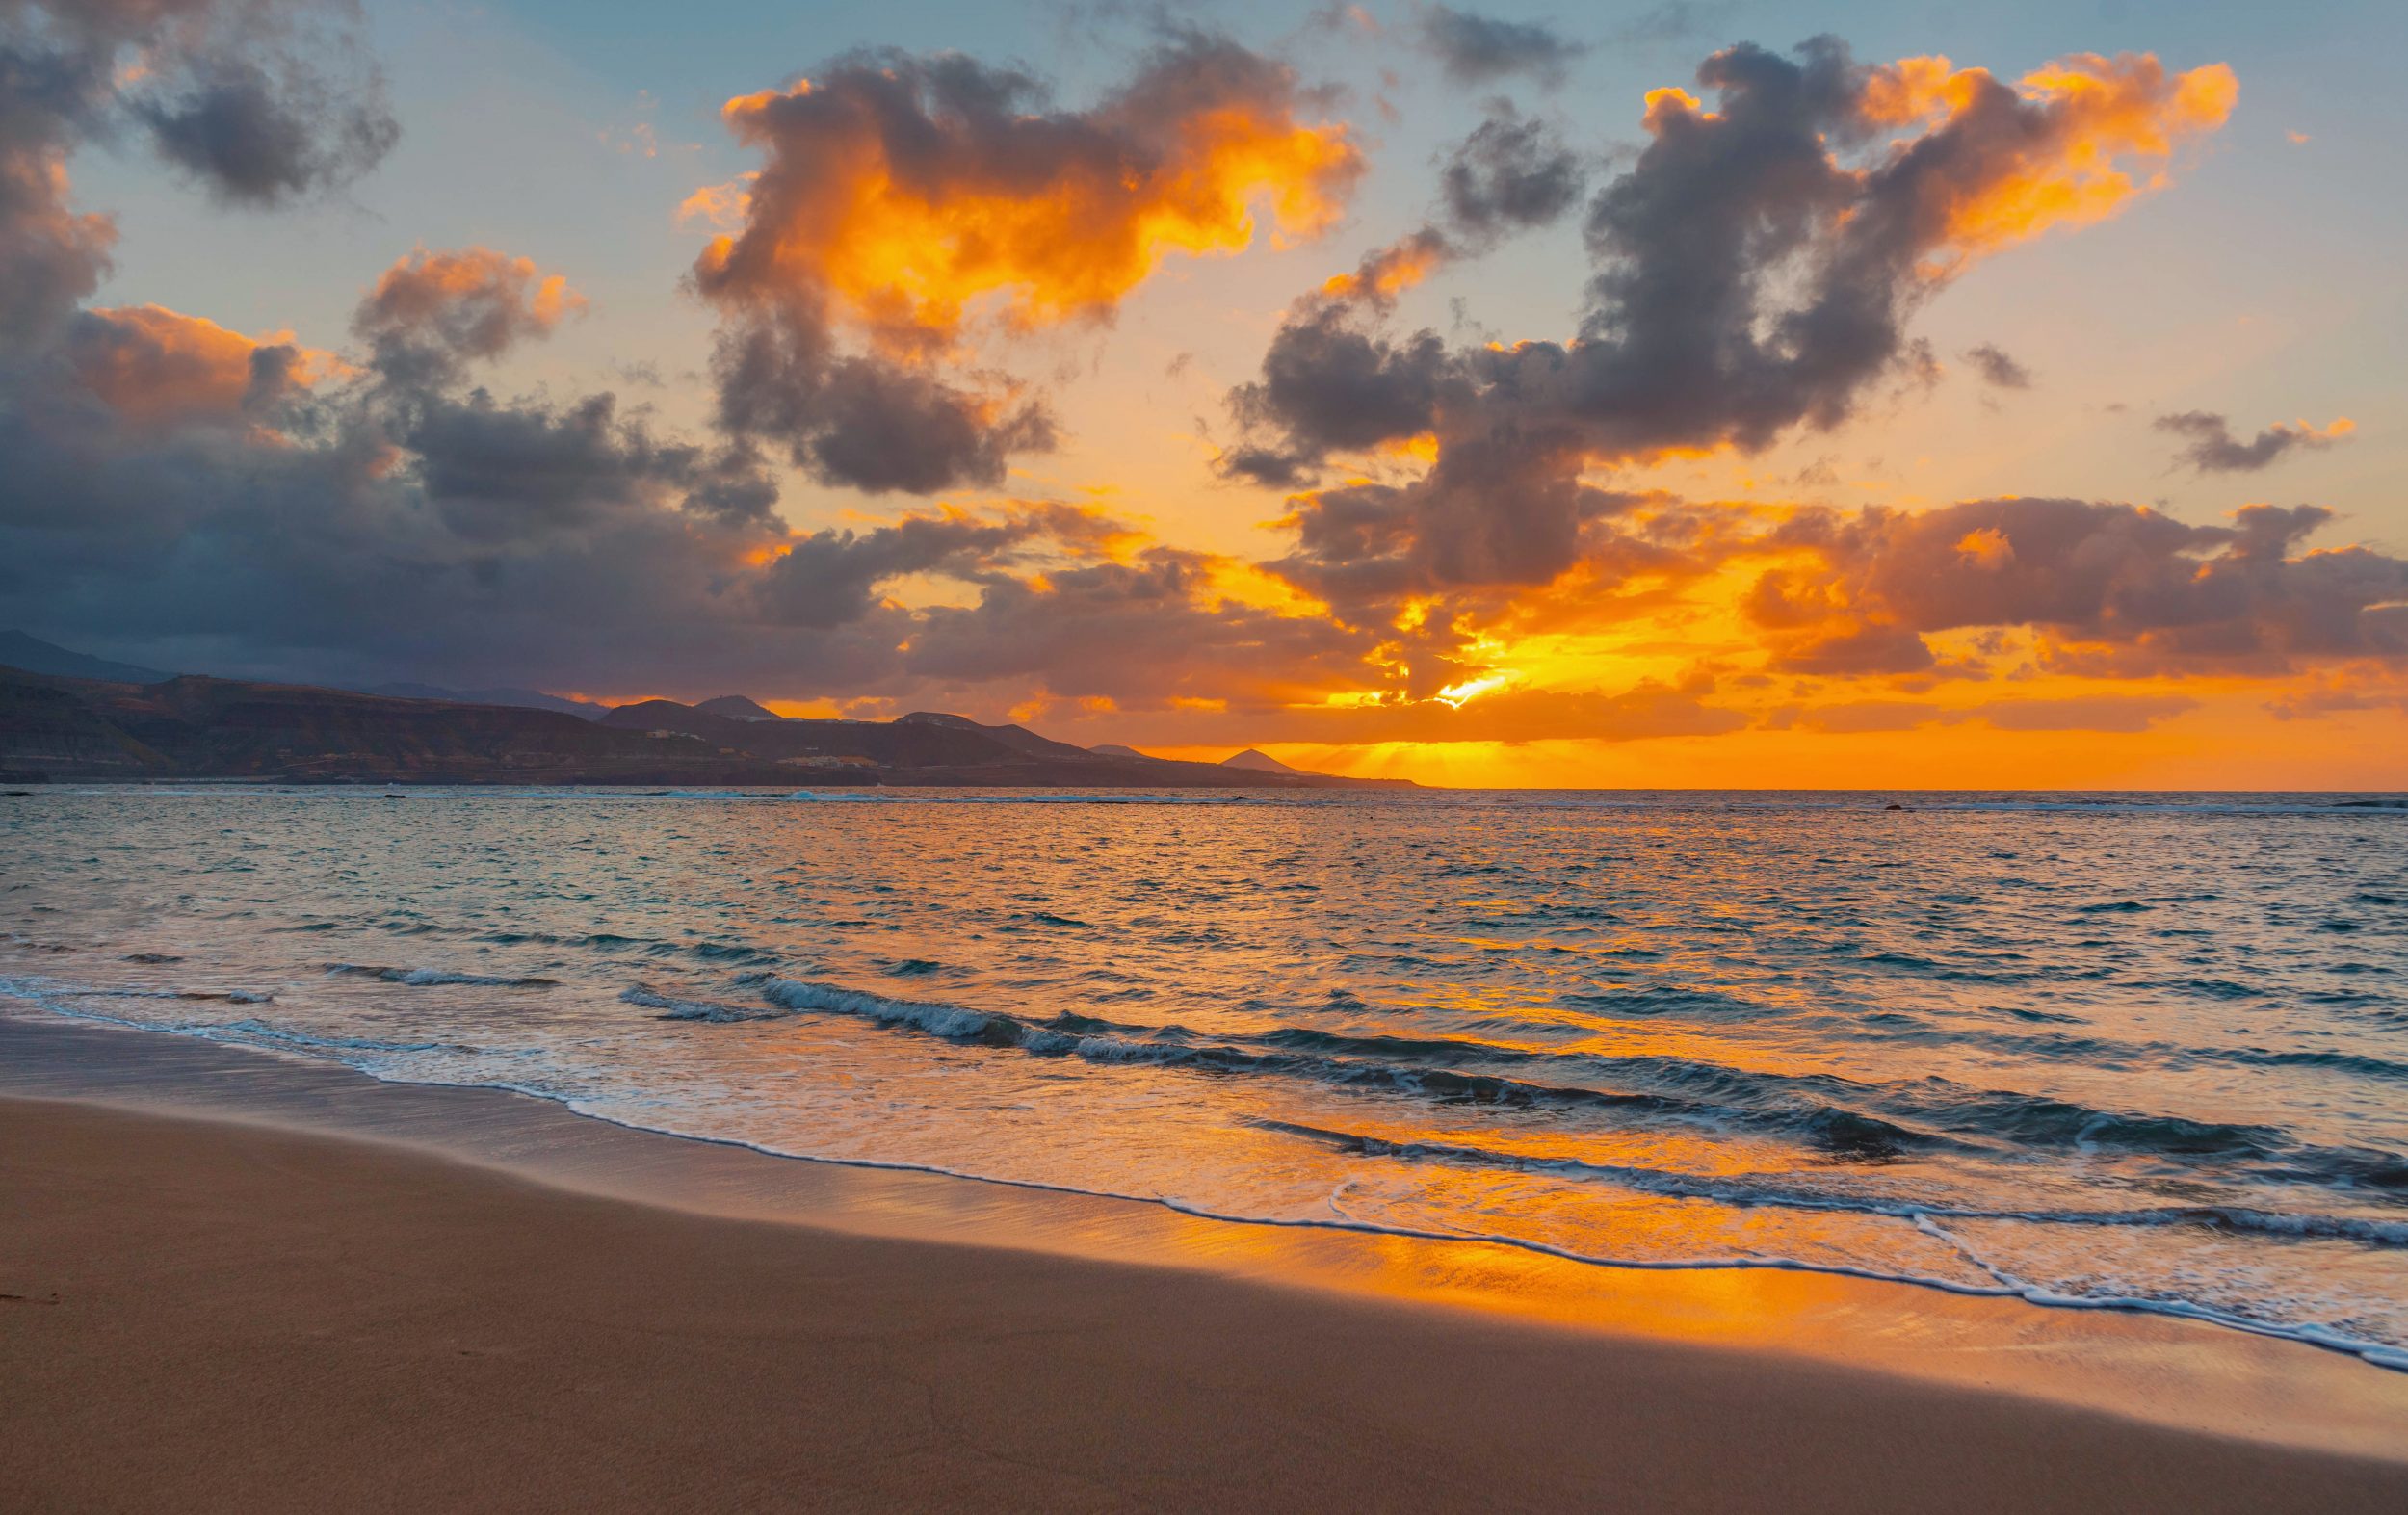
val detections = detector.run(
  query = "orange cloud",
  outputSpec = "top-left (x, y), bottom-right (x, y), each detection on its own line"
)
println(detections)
top-left (695, 45), bottom-right (1361, 349)
top-left (1321, 231), bottom-right (1449, 303)
top-left (692, 39), bottom-right (1364, 495)
top-left (1857, 51), bottom-right (2237, 276)
top-left (66, 304), bottom-right (340, 427)
top-left (362, 247), bottom-right (582, 339)
top-left (675, 173), bottom-right (756, 230)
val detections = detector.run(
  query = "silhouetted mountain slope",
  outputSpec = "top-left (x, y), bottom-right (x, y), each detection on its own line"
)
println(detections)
top-left (364, 682), bottom-right (611, 719)
top-left (694, 695), bottom-right (786, 721)
top-left (1223, 747), bottom-right (1307, 774)
top-left (0, 632), bottom-right (171, 686)
top-left (0, 671), bottom-right (702, 782)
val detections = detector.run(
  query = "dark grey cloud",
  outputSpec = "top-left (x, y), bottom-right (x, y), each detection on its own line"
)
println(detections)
top-left (1439, 104), bottom-right (1585, 235)
top-left (1414, 7), bottom-right (1588, 89)
top-left (1220, 105), bottom-right (1583, 485)
top-left (1228, 308), bottom-right (1454, 480)
top-left (754, 512), bottom-right (1056, 630)
top-left (797, 363), bottom-right (1055, 496)
top-left (2155, 410), bottom-right (2352, 474)
top-left (703, 298), bottom-right (1060, 497)
top-left (134, 52), bottom-right (397, 207)
top-left (7, 0), bottom-right (394, 210)
top-left (1269, 435), bottom-right (1652, 624)
top-left (1962, 343), bottom-right (2032, 390)
top-left (404, 392), bottom-right (779, 540)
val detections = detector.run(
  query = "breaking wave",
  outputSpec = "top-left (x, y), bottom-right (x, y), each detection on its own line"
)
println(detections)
top-left (325, 963), bottom-right (559, 988)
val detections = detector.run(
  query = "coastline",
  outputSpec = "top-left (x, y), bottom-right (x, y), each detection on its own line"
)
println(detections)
top-left (7, 1092), bottom-right (2407, 1514)
top-left (5, 1007), bottom-right (2408, 1512)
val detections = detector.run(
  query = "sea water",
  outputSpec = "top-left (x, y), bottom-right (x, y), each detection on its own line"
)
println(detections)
top-left (4, 785), bottom-right (2403, 1366)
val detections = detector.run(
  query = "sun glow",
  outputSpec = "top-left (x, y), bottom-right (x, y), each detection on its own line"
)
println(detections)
top-left (1434, 671), bottom-right (1520, 708)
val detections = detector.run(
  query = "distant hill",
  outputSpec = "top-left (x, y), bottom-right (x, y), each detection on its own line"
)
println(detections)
top-left (1088, 744), bottom-right (1149, 759)
top-left (1222, 747), bottom-right (1308, 775)
top-left (0, 670), bottom-right (680, 783)
top-left (365, 682), bottom-right (611, 720)
top-left (897, 711), bottom-right (1099, 764)
top-left (0, 631), bottom-right (171, 686)
top-left (0, 670), bottom-right (1417, 788)
top-left (0, 635), bottom-right (619, 719)
top-left (694, 695), bottom-right (785, 722)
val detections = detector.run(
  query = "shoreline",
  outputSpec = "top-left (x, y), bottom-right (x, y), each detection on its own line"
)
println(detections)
top-left (25, 987), bottom-right (2407, 1378)
top-left (6, 1009), bottom-right (2408, 1476)
top-left (8, 1096), bottom-right (2408, 1513)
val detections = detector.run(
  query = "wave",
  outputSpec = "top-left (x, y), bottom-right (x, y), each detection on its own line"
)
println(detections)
top-left (325, 963), bottom-right (558, 988)
top-left (33, 984), bottom-right (277, 1006)
top-left (720, 977), bottom-right (1962, 1160)
top-left (620, 985), bottom-right (789, 1022)
top-left (1854, 1019), bottom-right (2408, 1086)
top-left (1249, 1119), bottom-right (2408, 1246)
top-left (707, 976), bottom-right (2408, 1186)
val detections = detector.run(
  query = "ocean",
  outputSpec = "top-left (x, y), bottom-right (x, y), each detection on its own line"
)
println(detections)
top-left (5, 785), bottom-right (2404, 1368)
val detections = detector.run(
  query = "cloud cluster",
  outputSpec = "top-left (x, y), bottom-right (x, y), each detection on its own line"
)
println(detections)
top-left (353, 247), bottom-right (586, 390)
top-left (689, 35), bottom-right (1362, 494)
top-left (9, 13), bottom-right (2402, 761)
top-left (0, 0), bottom-right (395, 345)
top-left (1750, 498), bottom-right (2408, 674)
top-left (0, 10), bottom-right (1396, 711)
top-left (1229, 39), bottom-right (2238, 652)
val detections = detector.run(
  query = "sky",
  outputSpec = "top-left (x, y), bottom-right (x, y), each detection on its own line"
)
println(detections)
top-left (2, 0), bottom-right (2404, 788)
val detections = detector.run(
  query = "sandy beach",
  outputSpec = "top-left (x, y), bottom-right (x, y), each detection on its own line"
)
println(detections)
top-left (5, 1093), bottom-right (2403, 1514)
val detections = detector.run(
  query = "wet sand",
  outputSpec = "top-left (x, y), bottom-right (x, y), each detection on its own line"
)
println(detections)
top-left (5, 1093), bottom-right (2405, 1514)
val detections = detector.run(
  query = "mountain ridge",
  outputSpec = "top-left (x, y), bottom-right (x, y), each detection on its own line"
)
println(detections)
top-left (0, 666), bottom-right (1413, 789)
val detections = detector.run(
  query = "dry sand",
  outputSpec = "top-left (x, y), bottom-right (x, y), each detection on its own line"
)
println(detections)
top-left (5, 1094), bottom-right (2403, 1514)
